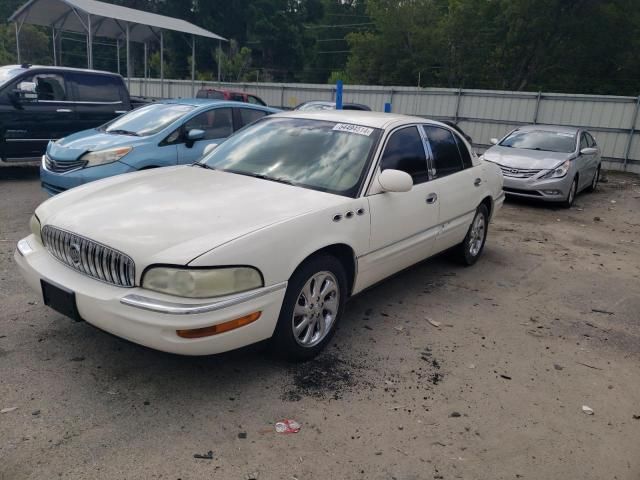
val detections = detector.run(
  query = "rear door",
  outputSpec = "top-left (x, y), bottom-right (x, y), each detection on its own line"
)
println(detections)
top-left (176, 107), bottom-right (234, 164)
top-left (1, 71), bottom-right (75, 161)
top-left (422, 124), bottom-right (482, 254)
top-left (67, 72), bottom-right (128, 132)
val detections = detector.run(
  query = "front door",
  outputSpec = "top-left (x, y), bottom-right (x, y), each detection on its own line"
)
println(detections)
top-left (177, 107), bottom-right (234, 164)
top-left (357, 125), bottom-right (441, 290)
top-left (2, 72), bottom-right (76, 161)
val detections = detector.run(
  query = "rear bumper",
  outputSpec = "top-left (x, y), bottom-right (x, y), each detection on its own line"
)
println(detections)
top-left (502, 174), bottom-right (573, 201)
top-left (15, 235), bottom-right (286, 356)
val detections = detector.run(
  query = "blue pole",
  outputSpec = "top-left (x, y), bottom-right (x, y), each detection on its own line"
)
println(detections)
top-left (336, 80), bottom-right (343, 110)
top-left (384, 102), bottom-right (391, 113)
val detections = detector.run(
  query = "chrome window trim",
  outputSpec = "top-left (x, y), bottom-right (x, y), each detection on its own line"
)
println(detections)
top-left (120, 281), bottom-right (288, 315)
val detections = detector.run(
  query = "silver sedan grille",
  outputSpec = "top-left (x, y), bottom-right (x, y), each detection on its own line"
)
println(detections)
top-left (41, 225), bottom-right (135, 287)
top-left (44, 155), bottom-right (86, 173)
top-left (496, 163), bottom-right (542, 178)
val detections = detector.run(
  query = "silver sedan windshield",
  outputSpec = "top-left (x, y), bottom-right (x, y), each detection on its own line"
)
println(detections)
top-left (500, 130), bottom-right (576, 154)
top-left (202, 117), bottom-right (382, 197)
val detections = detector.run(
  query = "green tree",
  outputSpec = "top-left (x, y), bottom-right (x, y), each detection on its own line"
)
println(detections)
top-left (216, 39), bottom-right (252, 82)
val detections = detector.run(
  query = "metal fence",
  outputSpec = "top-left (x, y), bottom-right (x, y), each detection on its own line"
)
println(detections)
top-left (126, 78), bottom-right (640, 173)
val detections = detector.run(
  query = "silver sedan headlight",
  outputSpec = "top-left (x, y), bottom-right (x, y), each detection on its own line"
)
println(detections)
top-left (80, 146), bottom-right (132, 167)
top-left (541, 159), bottom-right (570, 179)
top-left (142, 266), bottom-right (263, 298)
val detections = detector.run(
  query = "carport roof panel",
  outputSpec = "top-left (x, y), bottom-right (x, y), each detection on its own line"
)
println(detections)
top-left (9, 0), bottom-right (227, 42)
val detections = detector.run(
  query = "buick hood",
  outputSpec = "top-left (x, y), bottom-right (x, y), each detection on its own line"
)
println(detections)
top-left (35, 166), bottom-right (345, 266)
top-left (483, 145), bottom-right (571, 170)
top-left (47, 129), bottom-right (148, 162)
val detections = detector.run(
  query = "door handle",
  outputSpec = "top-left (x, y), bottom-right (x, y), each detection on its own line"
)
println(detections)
top-left (426, 193), bottom-right (438, 204)
top-left (114, 110), bottom-right (127, 114)
top-left (56, 108), bottom-right (72, 113)
top-left (474, 178), bottom-right (482, 187)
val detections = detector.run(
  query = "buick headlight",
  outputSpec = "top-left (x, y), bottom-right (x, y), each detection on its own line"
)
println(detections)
top-left (29, 214), bottom-right (42, 244)
top-left (80, 146), bottom-right (132, 167)
top-left (542, 159), bottom-right (570, 179)
top-left (142, 267), bottom-right (263, 298)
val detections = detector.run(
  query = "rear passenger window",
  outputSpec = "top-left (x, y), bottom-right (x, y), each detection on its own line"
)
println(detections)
top-left (69, 74), bottom-right (123, 102)
top-left (239, 108), bottom-right (267, 128)
top-left (423, 126), bottom-right (464, 178)
top-left (452, 132), bottom-right (473, 169)
top-left (379, 126), bottom-right (428, 184)
top-left (247, 95), bottom-right (265, 106)
top-left (184, 108), bottom-right (233, 139)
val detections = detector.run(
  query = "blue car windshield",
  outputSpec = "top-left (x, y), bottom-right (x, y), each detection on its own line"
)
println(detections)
top-left (103, 103), bottom-right (194, 136)
top-left (500, 130), bottom-right (576, 153)
top-left (201, 117), bottom-right (382, 197)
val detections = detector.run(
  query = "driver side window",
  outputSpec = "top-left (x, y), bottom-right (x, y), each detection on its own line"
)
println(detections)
top-left (379, 126), bottom-right (429, 184)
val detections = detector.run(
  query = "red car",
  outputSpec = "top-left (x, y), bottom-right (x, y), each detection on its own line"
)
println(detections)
top-left (196, 88), bottom-right (267, 106)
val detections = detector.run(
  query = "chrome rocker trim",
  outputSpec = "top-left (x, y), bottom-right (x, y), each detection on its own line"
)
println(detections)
top-left (120, 281), bottom-right (288, 315)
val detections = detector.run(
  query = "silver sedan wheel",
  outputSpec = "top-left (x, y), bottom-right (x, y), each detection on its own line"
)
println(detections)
top-left (468, 212), bottom-right (486, 257)
top-left (292, 271), bottom-right (340, 348)
top-left (568, 178), bottom-right (577, 204)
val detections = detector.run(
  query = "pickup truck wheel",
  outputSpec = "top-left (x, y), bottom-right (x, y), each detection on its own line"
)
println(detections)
top-left (455, 204), bottom-right (489, 266)
top-left (271, 255), bottom-right (347, 362)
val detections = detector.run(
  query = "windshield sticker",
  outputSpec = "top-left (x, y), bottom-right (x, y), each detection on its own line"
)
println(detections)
top-left (332, 123), bottom-right (374, 136)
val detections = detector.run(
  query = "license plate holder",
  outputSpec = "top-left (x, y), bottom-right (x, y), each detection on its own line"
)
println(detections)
top-left (41, 280), bottom-right (82, 322)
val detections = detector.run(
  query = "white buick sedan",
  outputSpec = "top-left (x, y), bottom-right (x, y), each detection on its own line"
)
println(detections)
top-left (15, 111), bottom-right (504, 360)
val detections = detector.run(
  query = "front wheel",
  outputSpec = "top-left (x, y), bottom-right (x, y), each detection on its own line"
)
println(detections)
top-left (586, 165), bottom-right (600, 193)
top-left (455, 204), bottom-right (489, 266)
top-left (271, 255), bottom-right (347, 361)
top-left (561, 176), bottom-right (578, 208)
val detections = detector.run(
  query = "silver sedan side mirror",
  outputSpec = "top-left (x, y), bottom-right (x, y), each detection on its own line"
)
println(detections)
top-left (580, 147), bottom-right (597, 155)
top-left (489, 138), bottom-right (499, 145)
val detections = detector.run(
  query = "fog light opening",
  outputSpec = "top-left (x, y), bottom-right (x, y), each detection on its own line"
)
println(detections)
top-left (542, 190), bottom-right (561, 195)
top-left (176, 311), bottom-right (262, 339)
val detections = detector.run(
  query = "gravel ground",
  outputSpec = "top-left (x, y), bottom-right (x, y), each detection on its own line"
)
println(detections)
top-left (1, 166), bottom-right (639, 480)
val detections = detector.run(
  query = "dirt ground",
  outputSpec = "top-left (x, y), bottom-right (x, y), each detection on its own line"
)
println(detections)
top-left (1, 166), bottom-right (639, 480)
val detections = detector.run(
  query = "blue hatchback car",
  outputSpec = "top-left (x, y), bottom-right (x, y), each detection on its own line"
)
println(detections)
top-left (40, 99), bottom-right (278, 195)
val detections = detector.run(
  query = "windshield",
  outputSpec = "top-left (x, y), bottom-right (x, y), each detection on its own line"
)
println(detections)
top-left (500, 130), bottom-right (576, 153)
top-left (102, 103), bottom-right (194, 136)
top-left (0, 66), bottom-right (24, 87)
top-left (201, 117), bottom-right (382, 197)
top-left (297, 102), bottom-right (334, 111)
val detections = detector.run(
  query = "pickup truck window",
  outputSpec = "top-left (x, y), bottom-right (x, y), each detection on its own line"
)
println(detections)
top-left (31, 74), bottom-right (67, 101)
top-left (69, 73), bottom-right (123, 103)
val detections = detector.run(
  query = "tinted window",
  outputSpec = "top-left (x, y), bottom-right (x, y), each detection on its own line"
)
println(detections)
top-left (580, 133), bottom-right (589, 150)
top-left (198, 90), bottom-right (224, 100)
top-left (379, 126), bottom-right (428, 184)
top-left (202, 118), bottom-right (381, 197)
top-left (184, 108), bottom-right (233, 139)
top-left (500, 130), bottom-right (576, 153)
top-left (239, 108), bottom-right (267, 127)
top-left (452, 131), bottom-right (473, 169)
top-left (230, 93), bottom-right (245, 102)
top-left (25, 74), bottom-right (67, 101)
top-left (70, 73), bottom-right (122, 102)
top-left (423, 125), bottom-right (464, 177)
top-left (247, 95), bottom-right (265, 106)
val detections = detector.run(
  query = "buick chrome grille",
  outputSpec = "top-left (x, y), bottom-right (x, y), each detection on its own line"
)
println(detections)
top-left (44, 155), bottom-right (86, 173)
top-left (41, 225), bottom-right (135, 287)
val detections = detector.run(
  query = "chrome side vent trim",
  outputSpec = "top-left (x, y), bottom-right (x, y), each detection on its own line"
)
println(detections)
top-left (41, 225), bottom-right (135, 287)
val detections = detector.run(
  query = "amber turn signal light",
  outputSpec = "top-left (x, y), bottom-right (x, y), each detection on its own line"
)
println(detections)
top-left (176, 311), bottom-right (261, 339)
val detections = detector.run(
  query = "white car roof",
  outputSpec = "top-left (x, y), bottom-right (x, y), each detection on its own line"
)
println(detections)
top-left (273, 109), bottom-right (443, 130)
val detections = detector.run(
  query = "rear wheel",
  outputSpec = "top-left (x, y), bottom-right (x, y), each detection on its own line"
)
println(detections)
top-left (561, 176), bottom-right (578, 208)
top-left (586, 165), bottom-right (600, 193)
top-left (271, 255), bottom-right (347, 361)
top-left (454, 204), bottom-right (489, 266)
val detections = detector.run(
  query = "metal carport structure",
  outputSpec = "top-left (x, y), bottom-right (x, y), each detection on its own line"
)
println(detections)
top-left (9, 0), bottom-right (227, 96)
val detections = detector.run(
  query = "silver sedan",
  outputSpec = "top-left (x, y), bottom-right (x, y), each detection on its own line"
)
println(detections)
top-left (482, 125), bottom-right (601, 207)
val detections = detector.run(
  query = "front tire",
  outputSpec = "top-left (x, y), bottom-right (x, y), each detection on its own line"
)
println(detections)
top-left (586, 165), bottom-right (600, 193)
top-left (561, 176), bottom-right (578, 208)
top-left (455, 204), bottom-right (489, 266)
top-left (271, 255), bottom-right (347, 361)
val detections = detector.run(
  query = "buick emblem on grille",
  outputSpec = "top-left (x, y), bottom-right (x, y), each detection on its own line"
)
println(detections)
top-left (69, 243), bottom-right (81, 266)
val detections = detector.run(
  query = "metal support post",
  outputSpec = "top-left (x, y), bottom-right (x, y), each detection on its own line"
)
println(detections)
top-left (191, 36), bottom-right (195, 97)
top-left (51, 27), bottom-right (57, 65)
top-left (87, 14), bottom-right (92, 68)
top-left (533, 91), bottom-right (542, 124)
top-left (454, 88), bottom-right (462, 123)
top-left (160, 30), bottom-right (164, 97)
top-left (143, 42), bottom-right (148, 97)
top-left (126, 22), bottom-right (131, 88)
top-left (623, 95), bottom-right (640, 171)
top-left (217, 39), bottom-right (221, 83)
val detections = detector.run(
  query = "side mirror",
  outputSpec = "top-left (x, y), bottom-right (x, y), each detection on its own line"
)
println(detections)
top-left (580, 147), bottom-right (597, 155)
top-left (185, 128), bottom-right (205, 148)
top-left (489, 138), bottom-right (499, 145)
top-left (203, 143), bottom-right (219, 156)
top-left (378, 169), bottom-right (413, 193)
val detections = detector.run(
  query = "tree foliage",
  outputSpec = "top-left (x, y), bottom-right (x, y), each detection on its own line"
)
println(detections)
top-left (0, 0), bottom-right (638, 94)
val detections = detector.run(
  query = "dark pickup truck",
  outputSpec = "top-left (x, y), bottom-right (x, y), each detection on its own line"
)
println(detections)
top-left (0, 64), bottom-right (149, 163)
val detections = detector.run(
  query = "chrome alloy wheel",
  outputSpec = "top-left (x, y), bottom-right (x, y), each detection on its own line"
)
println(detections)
top-left (568, 178), bottom-right (577, 205)
top-left (591, 168), bottom-right (599, 189)
top-left (468, 212), bottom-right (486, 257)
top-left (292, 271), bottom-right (340, 347)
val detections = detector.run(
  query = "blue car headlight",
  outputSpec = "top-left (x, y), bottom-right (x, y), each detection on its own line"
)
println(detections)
top-left (80, 146), bottom-right (133, 167)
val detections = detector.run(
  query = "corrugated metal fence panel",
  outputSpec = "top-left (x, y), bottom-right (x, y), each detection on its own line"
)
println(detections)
top-left (126, 78), bottom-right (640, 171)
